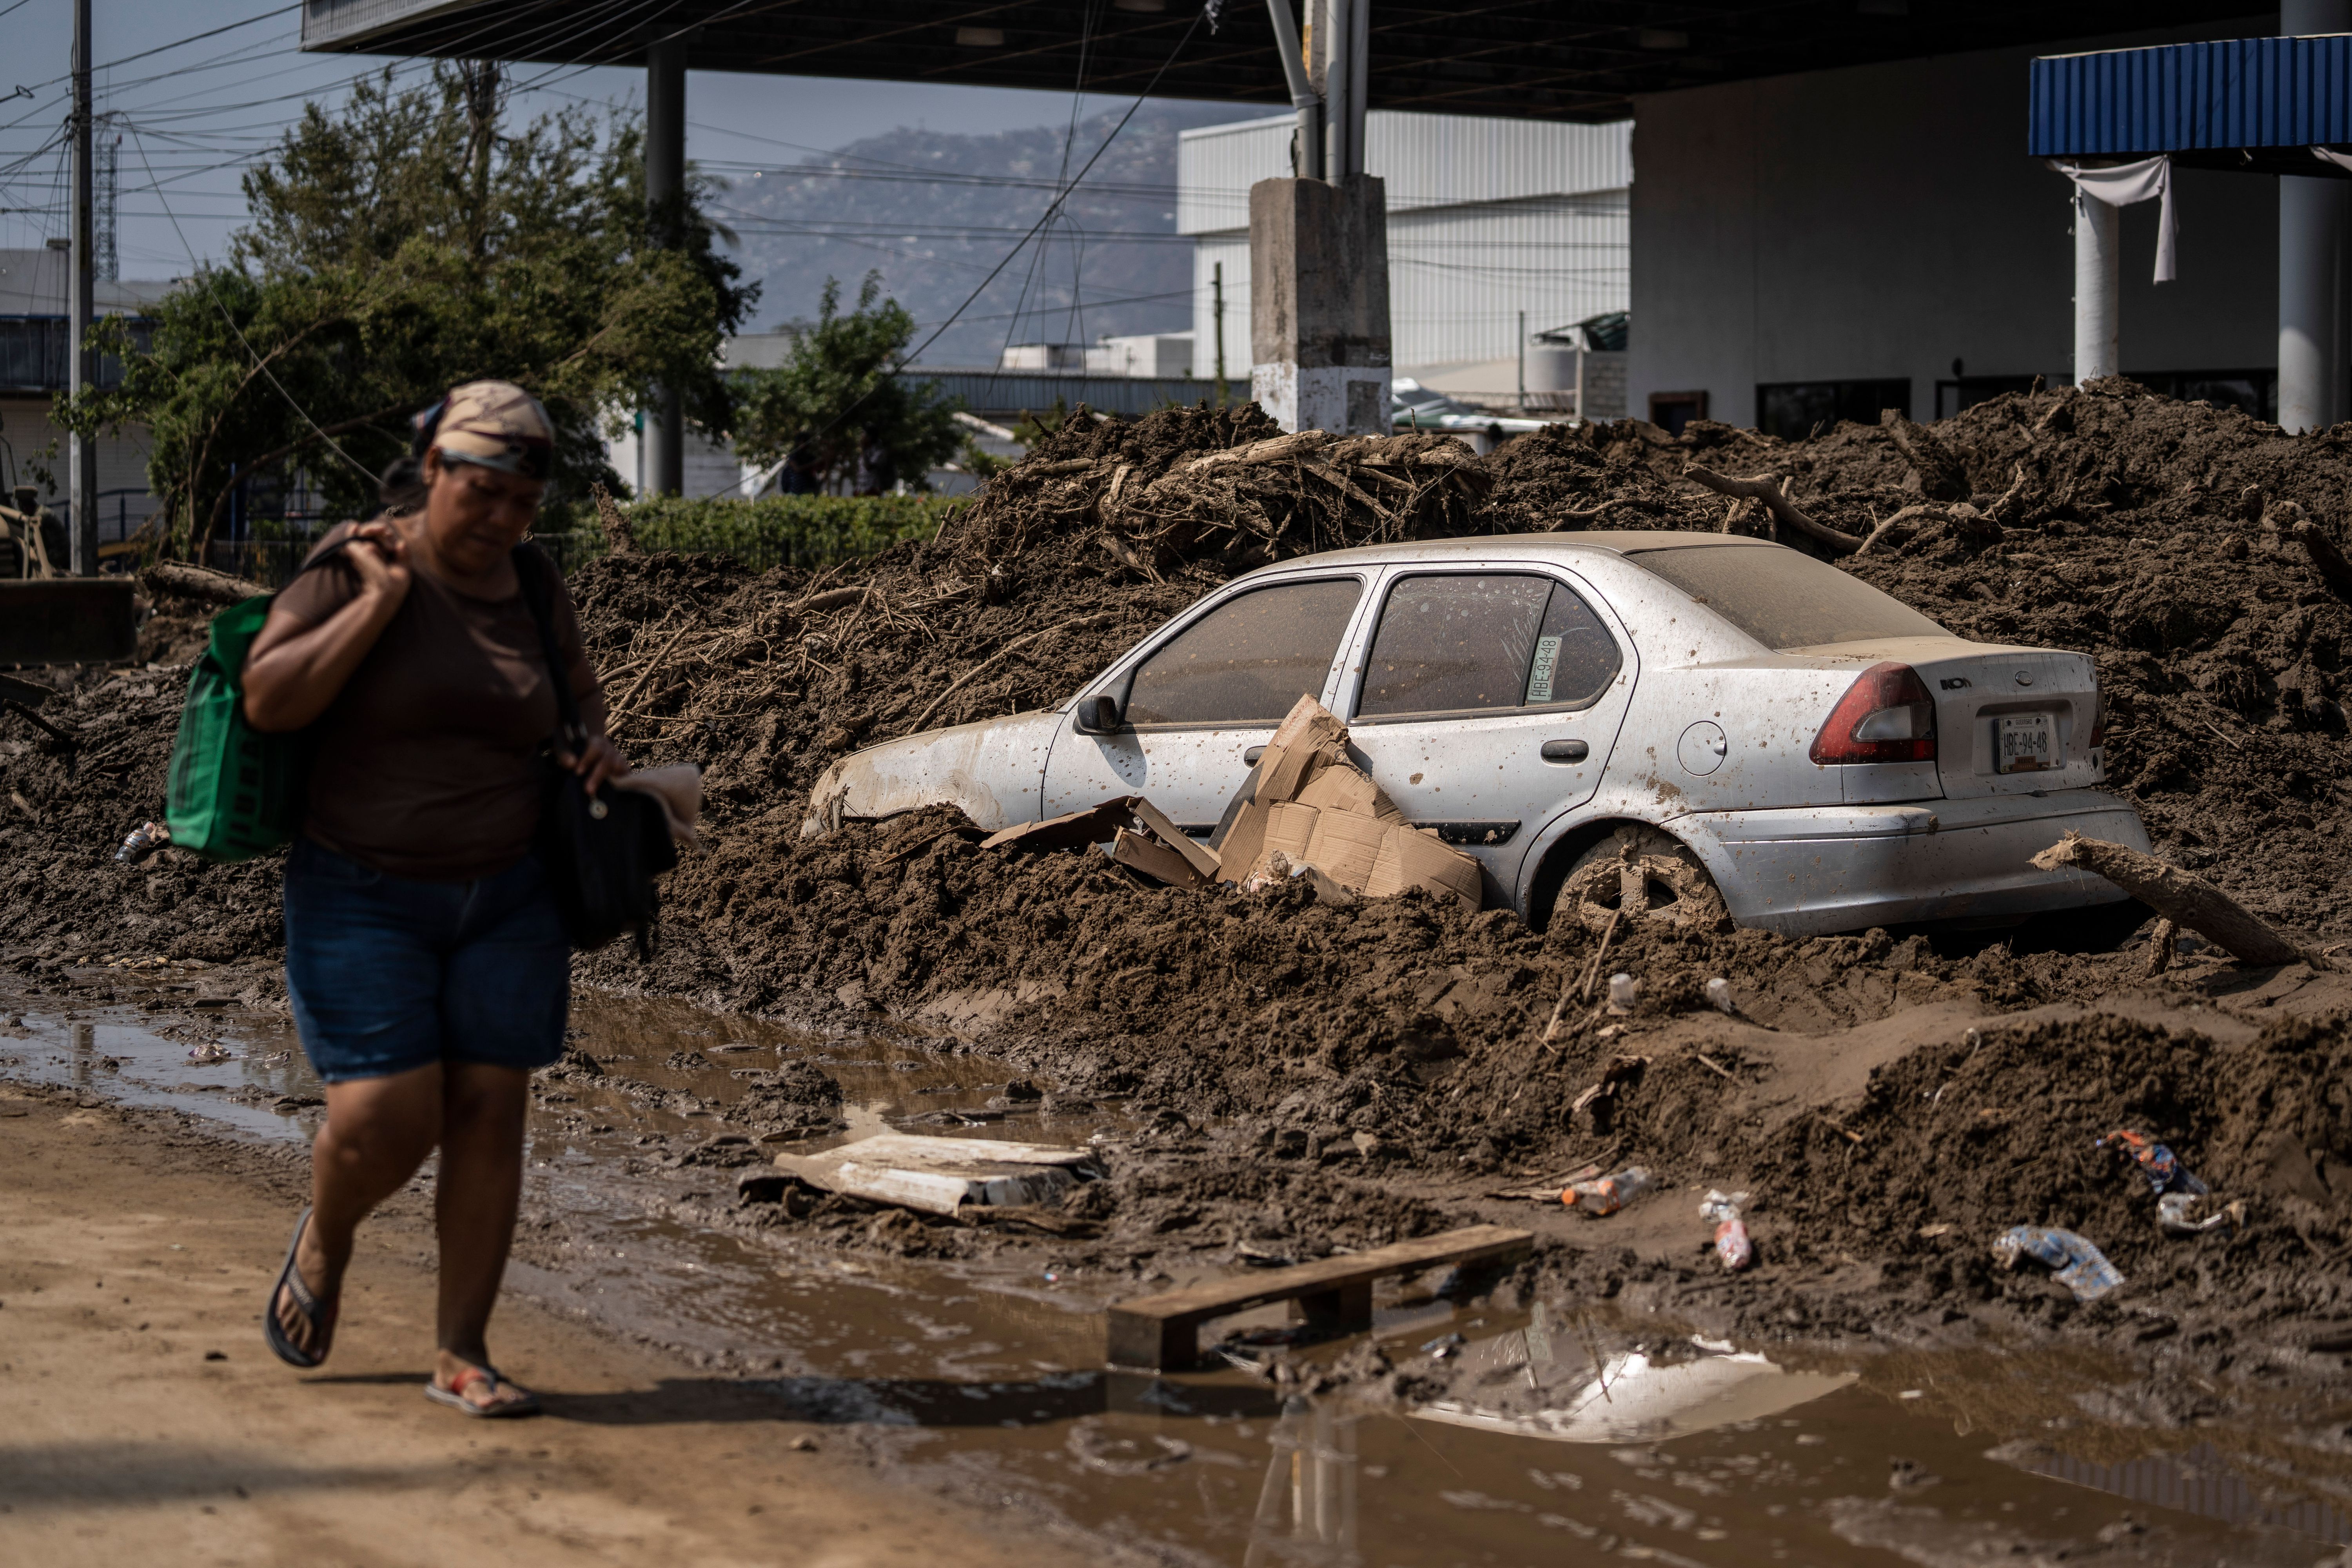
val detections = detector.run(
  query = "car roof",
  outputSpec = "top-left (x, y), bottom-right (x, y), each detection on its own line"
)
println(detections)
top-left (1242, 530), bottom-right (1780, 576)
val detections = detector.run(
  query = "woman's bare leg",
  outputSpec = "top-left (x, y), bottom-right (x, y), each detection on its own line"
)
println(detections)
top-left (277, 1063), bottom-right (445, 1356)
top-left (431, 1062), bottom-right (533, 1408)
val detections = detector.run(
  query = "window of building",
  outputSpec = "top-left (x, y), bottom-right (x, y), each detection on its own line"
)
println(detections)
top-left (1648, 389), bottom-right (1706, 436)
top-left (1755, 378), bottom-right (1910, 441)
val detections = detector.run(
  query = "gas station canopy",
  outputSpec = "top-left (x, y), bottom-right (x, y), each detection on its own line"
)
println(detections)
top-left (301, 0), bottom-right (2247, 123)
top-left (2032, 31), bottom-right (2352, 174)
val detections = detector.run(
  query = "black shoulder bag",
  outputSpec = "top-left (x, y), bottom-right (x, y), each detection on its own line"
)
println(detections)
top-left (512, 543), bottom-right (676, 956)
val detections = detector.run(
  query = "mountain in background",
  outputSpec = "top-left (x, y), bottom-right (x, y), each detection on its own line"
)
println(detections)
top-left (710, 99), bottom-right (1268, 369)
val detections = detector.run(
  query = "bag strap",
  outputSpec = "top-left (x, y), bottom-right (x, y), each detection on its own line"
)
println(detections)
top-left (279, 532), bottom-right (356, 591)
top-left (510, 542), bottom-right (586, 751)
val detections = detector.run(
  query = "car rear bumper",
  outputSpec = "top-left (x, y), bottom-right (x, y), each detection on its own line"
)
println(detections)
top-left (1674, 788), bottom-right (2152, 937)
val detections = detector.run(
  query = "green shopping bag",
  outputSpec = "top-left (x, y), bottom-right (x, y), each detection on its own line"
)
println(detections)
top-left (164, 541), bottom-right (348, 861)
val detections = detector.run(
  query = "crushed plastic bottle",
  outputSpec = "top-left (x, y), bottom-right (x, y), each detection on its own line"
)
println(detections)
top-left (1703, 976), bottom-right (1735, 1015)
top-left (2095, 1129), bottom-right (2209, 1198)
top-left (115, 820), bottom-right (170, 864)
top-left (1606, 973), bottom-right (1639, 1015)
top-left (1699, 1188), bottom-right (1753, 1271)
top-left (2157, 1192), bottom-right (2246, 1236)
top-left (1564, 1165), bottom-right (1652, 1216)
top-left (1991, 1225), bottom-right (2124, 1302)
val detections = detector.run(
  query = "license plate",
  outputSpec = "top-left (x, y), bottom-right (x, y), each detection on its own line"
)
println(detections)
top-left (1998, 713), bottom-right (2055, 773)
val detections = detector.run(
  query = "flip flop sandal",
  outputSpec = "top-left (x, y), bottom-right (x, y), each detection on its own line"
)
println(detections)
top-left (425, 1364), bottom-right (542, 1419)
top-left (262, 1205), bottom-right (338, 1369)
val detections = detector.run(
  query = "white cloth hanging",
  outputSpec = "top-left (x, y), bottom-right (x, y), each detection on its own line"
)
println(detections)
top-left (2047, 156), bottom-right (2176, 283)
top-left (2313, 145), bottom-right (2352, 174)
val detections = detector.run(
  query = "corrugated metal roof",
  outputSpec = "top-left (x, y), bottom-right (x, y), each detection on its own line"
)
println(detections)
top-left (2030, 33), bottom-right (2352, 157)
top-left (1177, 111), bottom-right (1631, 235)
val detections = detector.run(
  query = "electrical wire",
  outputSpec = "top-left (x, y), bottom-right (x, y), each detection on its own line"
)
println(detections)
top-left (793, 0), bottom-right (1209, 450)
top-left (127, 128), bottom-right (372, 480)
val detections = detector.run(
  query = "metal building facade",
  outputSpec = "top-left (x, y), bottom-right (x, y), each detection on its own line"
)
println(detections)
top-left (1178, 112), bottom-right (1631, 377)
top-left (2030, 33), bottom-right (2352, 157)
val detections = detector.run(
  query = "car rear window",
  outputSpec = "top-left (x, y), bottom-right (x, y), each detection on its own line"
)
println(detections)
top-left (1625, 544), bottom-right (1947, 650)
top-left (1123, 578), bottom-right (1363, 726)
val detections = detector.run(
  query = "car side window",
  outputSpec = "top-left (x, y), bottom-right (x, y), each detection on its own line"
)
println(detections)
top-left (1122, 578), bottom-right (1363, 726)
top-left (1356, 573), bottom-right (1621, 720)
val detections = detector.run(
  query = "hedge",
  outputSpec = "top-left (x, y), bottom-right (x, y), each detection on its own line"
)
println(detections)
top-left (547, 492), bottom-right (967, 572)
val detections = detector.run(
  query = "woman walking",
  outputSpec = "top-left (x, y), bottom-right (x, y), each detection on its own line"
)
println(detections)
top-left (241, 381), bottom-right (621, 1416)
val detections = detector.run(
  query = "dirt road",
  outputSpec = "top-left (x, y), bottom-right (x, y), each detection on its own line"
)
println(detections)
top-left (0, 1081), bottom-right (1091, 1568)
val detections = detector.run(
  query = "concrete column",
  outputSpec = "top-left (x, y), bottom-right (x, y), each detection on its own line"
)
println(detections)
top-left (2280, 177), bottom-right (2346, 432)
top-left (2282, 0), bottom-right (2352, 433)
top-left (1249, 176), bottom-right (1391, 434)
top-left (2073, 190), bottom-right (2119, 385)
top-left (643, 36), bottom-right (686, 495)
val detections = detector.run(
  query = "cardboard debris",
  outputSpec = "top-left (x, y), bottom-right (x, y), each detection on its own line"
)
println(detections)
top-left (775, 1133), bottom-right (1100, 1217)
top-left (981, 695), bottom-right (1482, 909)
top-left (1216, 694), bottom-right (1483, 913)
top-left (981, 793), bottom-right (1217, 888)
top-left (1111, 826), bottom-right (1207, 889)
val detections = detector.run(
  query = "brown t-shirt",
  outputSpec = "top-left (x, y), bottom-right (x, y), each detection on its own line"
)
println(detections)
top-left (274, 522), bottom-right (600, 882)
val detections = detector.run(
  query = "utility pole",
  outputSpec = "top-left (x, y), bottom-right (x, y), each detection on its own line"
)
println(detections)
top-left (643, 36), bottom-right (686, 495)
top-left (1212, 261), bottom-right (1227, 404)
top-left (69, 0), bottom-right (96, 575)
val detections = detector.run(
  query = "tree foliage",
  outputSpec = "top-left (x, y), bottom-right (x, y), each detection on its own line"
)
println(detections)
top-left (729, 273), bottom-right (962, 493)
top-left (67, 64), bottom-right (755, 555)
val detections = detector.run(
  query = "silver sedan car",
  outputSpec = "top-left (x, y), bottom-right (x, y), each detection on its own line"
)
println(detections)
top-left (803, 533), bottom-right (2151, 936)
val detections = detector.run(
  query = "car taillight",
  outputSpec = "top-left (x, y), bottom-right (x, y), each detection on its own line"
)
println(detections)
top-left (1809, 662), bottom-right (1937, 765)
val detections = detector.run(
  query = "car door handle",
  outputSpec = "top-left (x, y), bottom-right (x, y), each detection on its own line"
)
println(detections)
top-left (1540, 739), bottom-right (1588, 763)
top-left (1245, 746), bottom-right (1267, 765)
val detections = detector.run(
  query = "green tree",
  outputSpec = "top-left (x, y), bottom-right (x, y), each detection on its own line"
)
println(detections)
top-left (66, 62), bottom-right (755, 557)
top-left (730, 273), bottom-right (962, 494)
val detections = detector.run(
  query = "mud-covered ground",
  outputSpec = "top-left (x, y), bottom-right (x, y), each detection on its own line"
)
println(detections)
top-left (11, 383), bottom-right (2352, 1429)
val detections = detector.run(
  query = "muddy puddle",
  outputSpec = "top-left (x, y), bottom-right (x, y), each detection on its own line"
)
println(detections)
top-left (6, 983), bottom-right (2351, 1565)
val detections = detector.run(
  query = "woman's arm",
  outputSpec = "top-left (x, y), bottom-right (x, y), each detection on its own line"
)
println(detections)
top-left (240, 522), bottom-right (412, 733)
top-left (554, 597), bottom-right (627, 793)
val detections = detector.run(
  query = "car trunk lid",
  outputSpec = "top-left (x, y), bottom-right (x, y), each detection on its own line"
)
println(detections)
top-left (1906, 643), bottom-right (2102, 800)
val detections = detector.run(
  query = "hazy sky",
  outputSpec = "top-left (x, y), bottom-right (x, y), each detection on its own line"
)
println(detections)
top-left (0, 0), bottom-right (1176, 278)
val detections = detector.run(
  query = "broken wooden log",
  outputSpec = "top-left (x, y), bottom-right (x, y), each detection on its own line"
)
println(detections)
top-left (1851, 503), bottom-right (1938, 558)
top-left (2029, 833), bottom-right (2327, 971)
top-left (1682, 466), bottom-right (1866, 554)
top-left (1177, 428), bottom-right (1336, 475)
top-left (788, 585), bottom-right (871, 615)
top-left (143, 560), bottom-right (263, 605)
top-left (1878, 410), bottom-right (1971, 502)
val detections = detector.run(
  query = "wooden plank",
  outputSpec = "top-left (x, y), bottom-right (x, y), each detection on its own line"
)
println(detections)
top-left (1104, 1223), bottom-right (1532, 1371)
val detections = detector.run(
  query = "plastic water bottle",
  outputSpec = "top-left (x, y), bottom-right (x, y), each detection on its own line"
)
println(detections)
top-left (1564, 1165), bottom-right (1653, 1216)
top-left (1700, 1189), bottom-right (1752, 1270)
top-left (1606, 973), bottom-right (1639, 1015)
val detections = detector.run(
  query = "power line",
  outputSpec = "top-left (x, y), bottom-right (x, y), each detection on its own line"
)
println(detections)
top-left (127, 128), bottom-right (372, 481)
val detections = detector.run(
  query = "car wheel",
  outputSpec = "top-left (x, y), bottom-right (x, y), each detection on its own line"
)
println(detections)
top-left (1556, 827), bottom-right (1728, 933)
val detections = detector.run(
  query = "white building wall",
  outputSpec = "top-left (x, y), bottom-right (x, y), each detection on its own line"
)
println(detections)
top-left (1181, 111), bottom-right (1632, 379)
top-left (1629, 31), bottom-right (2279, 429)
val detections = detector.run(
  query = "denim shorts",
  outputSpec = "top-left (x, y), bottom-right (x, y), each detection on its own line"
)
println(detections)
top-left (283, 837), bottom-right (571, 1084)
